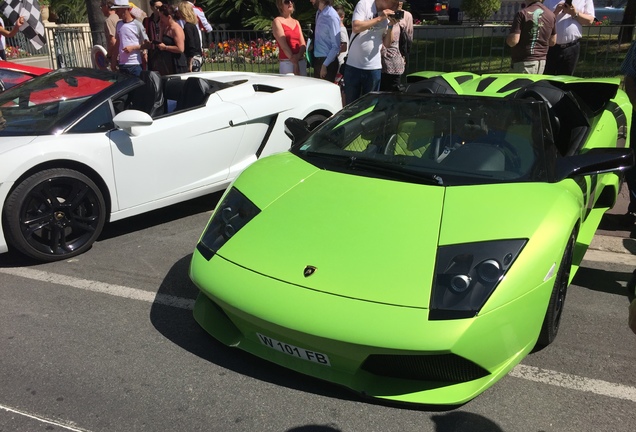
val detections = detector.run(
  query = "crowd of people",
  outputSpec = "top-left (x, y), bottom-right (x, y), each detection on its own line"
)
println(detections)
top-left (272, 0), bottom-right (413, 105)
top-left (100, 0), bottom-right (211, 76)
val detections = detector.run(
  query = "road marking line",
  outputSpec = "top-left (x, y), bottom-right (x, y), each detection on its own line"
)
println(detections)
top-left (510, 364), bottom-right (636, 402)
top-left (0, 267), bottom-right (195, 310)
top-left (0, 403), bottom-right (91, 432)
top-left (3, 267), bottom-right (636, 403)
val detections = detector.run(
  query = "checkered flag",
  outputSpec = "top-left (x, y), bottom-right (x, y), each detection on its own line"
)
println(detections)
top-left (0, 0), bottom-right (46, 50)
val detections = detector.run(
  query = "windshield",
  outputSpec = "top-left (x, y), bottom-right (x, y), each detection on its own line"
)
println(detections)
top-left (291, 93), bottom-right (549, 186)
top-left (0, 68), bottom-right (125, 135)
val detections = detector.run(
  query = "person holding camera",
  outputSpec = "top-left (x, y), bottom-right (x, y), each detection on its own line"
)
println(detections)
top-left (543, 0), bottom-right (595, 76)
top-left (344, 0), bottom-right (400, 105)
top-left (506, 0), bottom-right (556, 75)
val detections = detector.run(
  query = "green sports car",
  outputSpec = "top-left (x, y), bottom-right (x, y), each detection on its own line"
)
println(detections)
top-left (189, 72), bottom-right (634, 405)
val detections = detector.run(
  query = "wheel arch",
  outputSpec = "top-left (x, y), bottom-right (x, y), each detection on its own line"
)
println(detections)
top-left (4, 160), bottom-right (113, 222)
top-left (304, 108), bottom-right (334, 122)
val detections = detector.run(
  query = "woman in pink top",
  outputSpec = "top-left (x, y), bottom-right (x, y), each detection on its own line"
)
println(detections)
top-left (272, 0), bottom-right (307, 75)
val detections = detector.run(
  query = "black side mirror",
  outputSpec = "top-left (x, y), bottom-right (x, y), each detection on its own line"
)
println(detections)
top-left (555, 147), bottom-right (634, 182)
top-left (284, 117), bottom-right (310, 143)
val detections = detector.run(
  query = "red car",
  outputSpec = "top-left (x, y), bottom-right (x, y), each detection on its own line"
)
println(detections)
top-left (0, 60), bottom-right (50, 92)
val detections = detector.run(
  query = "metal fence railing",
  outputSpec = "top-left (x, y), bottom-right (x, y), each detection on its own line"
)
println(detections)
top-left (5, 23), bottom-right (636, 79)
top-left (45, 24), bottom-right (93, 69)
top-left (406, 24), bottom-right (634, 78)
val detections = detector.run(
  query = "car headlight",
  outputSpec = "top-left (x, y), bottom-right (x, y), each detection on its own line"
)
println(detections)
top-left (429, 239), bottom-right (527, 320)
top-left (196, 187), bottom-right (260, 260)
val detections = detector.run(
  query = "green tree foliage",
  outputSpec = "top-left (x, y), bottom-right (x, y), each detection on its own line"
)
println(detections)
top-left (51, 0), bottom-right (88, 24)
top-left (461, 0), bottom-right (501, 25)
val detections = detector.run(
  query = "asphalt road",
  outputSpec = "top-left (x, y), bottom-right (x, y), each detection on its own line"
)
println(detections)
top-left (1, 192), bottom-right (635, 432)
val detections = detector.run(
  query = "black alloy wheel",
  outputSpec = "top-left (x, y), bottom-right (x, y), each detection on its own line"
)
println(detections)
top-left (537, 228), bottom-right (576, 347)
top-left (3, 168), bottom-right (106, 262)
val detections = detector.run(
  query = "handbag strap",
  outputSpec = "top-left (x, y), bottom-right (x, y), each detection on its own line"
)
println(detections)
top-left (349, 32), bottom-right (359, 48)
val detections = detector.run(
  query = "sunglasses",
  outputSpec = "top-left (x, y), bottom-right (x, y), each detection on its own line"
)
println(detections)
top-left (284, 0), bottom-right (293, 4)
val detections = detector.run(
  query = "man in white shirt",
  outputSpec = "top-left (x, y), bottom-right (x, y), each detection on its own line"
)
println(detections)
top-left (543, 0), bottom-right (595, 75)
top-left (343, 0), bottom-right (399, 105)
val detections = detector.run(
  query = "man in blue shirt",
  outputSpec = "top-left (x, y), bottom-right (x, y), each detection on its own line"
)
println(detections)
top-left (310, 0), bottom-right (341, 82)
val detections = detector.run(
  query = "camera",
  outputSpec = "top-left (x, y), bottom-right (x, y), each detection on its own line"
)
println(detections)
top-left (394, 10), bottom-right (404, 20)
top-left (564, 0), bottom-right (572, 5)
top-left (152, 40), bottom-right (160, 45)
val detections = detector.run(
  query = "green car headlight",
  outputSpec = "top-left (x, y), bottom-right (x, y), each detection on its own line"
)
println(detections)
top-left (429, 239), bottom-right (527, 320)
top-left (196, 187), bottom-right (260, 260)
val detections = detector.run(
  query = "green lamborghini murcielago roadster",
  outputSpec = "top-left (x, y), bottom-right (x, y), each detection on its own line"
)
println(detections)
top-left (189, 72), bottom-right (634, 406)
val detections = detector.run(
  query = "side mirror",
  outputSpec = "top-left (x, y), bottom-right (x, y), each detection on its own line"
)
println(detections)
top-left (113, 109), bottom-right (153, 136)
top-left (555, 147), bottom-right (634, 182)
top-left (284, 117), bottom-right (310, 143)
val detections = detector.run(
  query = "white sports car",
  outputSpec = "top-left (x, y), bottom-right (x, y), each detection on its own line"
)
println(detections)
top-left (0, 68), bottom-right (342, 261)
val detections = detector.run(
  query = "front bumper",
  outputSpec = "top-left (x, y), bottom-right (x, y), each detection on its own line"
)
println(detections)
top-left (190, 250), bottom-right (551, 405)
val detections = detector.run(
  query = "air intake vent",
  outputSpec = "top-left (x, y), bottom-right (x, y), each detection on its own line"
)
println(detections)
top-left (361, 353), bottom-right (489, 383)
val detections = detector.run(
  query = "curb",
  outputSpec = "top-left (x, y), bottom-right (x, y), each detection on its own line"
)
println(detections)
top-left (589, 235), bottom-right (636, 255)
top-left (586, 235), bottom-right (636, 266)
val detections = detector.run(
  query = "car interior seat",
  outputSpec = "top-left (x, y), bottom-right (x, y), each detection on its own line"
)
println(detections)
top-left (175, 77), bottom-right (211, 111)
top-left (391, 118), bottom-right (436, 157)
top-left (343, 111), bottom-right (387, 153)
top-left (514, 82), bottom-right (590, 156)
top-left (128, 70), bottom-right (164, 117)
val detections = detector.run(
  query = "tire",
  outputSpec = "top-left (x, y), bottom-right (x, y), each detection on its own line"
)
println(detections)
top-left (536, 228), bottom-right (576, 347)
top-left (3, 168), bottom-right (106, 262)
top-left (303, 113), bottom-right (328, 131)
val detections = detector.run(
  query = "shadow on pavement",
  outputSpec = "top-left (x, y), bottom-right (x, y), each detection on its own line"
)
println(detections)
top-left (431, 412), bottom-right (505, 432)
top-left (573, 266), bottom-right (632, 297)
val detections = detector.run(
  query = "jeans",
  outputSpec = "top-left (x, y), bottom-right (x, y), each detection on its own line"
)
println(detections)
top-left (343, 66), bottom-right (381, 105)
top-left (118, 64), bottom-right (143, 77)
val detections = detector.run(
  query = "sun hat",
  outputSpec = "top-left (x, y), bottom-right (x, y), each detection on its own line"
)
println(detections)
top-left (111, 0), bottom-right (130, 9)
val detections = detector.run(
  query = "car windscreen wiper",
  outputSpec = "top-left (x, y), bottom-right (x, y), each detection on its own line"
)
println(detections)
top-left (348, 156), bottom-right (444, 186)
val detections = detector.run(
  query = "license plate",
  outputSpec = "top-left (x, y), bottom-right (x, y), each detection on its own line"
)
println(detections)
top-left (257, 333), bottom-right (331, 366)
